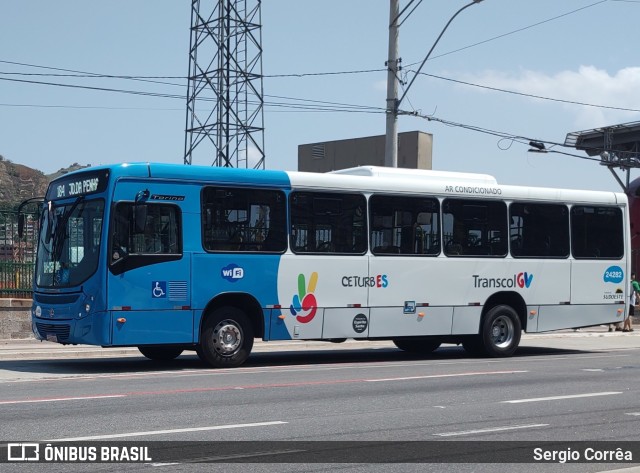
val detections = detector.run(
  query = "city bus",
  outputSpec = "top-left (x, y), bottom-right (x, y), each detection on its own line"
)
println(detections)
top-left (24, 163), bottom-right (630, 367)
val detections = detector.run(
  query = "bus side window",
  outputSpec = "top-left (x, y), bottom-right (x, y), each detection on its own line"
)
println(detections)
top-left (370, 195), bottom-right (440, 256)
top-left (290, 191), bottom-right (366, 255)
top-left (443, 198), bottom-right (507, 257)
top-left (201, 187), bottom-right (286, 253)
top-left (510, 203), bottom-right (569, 259)
top-left (111, 202), bottom-right (182, 261)
top-left (571, 205), bottom-right (623, 259)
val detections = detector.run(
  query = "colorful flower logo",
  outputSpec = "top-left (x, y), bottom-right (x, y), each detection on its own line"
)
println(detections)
top-left (290, 272), bottom-right (318, 323)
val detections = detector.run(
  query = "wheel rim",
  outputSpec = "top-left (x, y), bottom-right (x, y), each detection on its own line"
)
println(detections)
top-left (212, 319), bottom-right (242, 356)
top-left (490, 315), bottom-right (514, 348)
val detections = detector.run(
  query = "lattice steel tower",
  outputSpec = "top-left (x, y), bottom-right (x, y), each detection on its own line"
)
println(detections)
top-left (184, 0), bottom-right (265, 168)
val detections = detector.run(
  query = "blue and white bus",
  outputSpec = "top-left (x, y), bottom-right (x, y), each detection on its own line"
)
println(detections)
top-left (25, 163), bottom-right (630, 367)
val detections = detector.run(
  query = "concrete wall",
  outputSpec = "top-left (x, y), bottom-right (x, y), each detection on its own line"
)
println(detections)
top-left (0, 299), bottom-right (33, 339)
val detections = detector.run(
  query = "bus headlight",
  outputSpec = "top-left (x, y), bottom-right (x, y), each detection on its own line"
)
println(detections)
top-left (79, 295), bottom-right (95, 318)
top-left (34, 305), bottom-right (42, 318)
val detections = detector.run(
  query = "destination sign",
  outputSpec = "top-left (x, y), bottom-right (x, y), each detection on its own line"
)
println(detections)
top-left (46, 169), bottom-right (110, 201)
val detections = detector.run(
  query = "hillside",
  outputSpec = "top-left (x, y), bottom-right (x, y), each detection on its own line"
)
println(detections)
top-left (0, 157), bottom-right (89, 208)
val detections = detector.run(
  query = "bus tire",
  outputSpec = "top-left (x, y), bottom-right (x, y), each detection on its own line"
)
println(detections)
top-left (481, 305), bottom-right (521, 357)
top-left (138, 346), bottom-right (183, 361)
top-left (195, 346), bottom-right (207, 363)
top-left (392, 339), bottom-right (441, 354)
top-left (199, 307), bottom-right (254, 368)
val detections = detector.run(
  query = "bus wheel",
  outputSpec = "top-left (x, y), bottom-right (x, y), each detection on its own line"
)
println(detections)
top-left (392, 339), bottom-right (441, 354)
top-left (138, 346), bottom-right (183, 361)
top-left (481, 305), bottom-right (521, 357)
top-left (195, 346), bottom-right (207, 363)
top-left (199, 307), bottom-right (254, 368)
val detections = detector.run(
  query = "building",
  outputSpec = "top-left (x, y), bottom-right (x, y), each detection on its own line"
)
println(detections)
top-left (298, 131), bottom-right (433, 173)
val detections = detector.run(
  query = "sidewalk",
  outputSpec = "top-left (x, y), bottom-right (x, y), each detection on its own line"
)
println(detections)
top-left (0, 323), bottom-right (638, 361)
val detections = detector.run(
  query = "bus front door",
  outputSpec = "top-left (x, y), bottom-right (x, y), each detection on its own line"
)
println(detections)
top-left (108, 259), bottom-right (193, 346)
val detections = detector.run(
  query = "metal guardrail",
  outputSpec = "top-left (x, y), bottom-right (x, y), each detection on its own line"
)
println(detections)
top-left (0, 210), bottom-right (37, 298)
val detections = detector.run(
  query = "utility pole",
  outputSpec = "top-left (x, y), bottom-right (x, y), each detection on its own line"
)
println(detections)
top-left (384, 0), bottom-right (485, 168)
top-left (384, 0), bottom-right (400, 168)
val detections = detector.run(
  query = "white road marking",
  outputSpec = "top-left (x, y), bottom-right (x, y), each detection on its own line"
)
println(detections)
top-left (367, 370), bottom-right (527, 382)
top-left (582, 369), bottom-right (604, 372)
top-left (0, 394), bottom-right (126, 405)
top-left (503, 391), bottom-right (622, 404)
top-left (434, 423), bottom-right (548, 437)
top-left (625, 412), bottom-right (640, 416)
top-left (42, 421), bottom-right (288, 442)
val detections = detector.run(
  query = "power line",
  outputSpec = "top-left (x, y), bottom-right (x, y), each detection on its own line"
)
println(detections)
top-left (0, 70), bottom-right (611, 162)
top-left (0, 1), bottom-right (628, 158)
top-left (0, 1), bottom-right (619, 114)
top-left (407, 0), bottom-right (609, 65)
top-left (395, 0), bottom-right (425, 27)
top-left (407, 110), bottom-right (607, 162)
top-left (4, 65), bottom-right (636, 115)
top-left (0, 103), bottom-right (184, 111)
top-left (272, 0), bottom-right (610, 74)
top-left (0, 1), bottom-right (609, 84)
top-left (0, 71), bottom-right (388, 114)
top-left (0, 1), bottom-right (623, 116)
top-left (415, 71), bottom-right (640, 113)
top-left (0, 76), bottom-right (385, 115)
top-left (265, 93), bottom-right (383, 111)
top-left (0, 60), bottom-right (185, 88)
top-left (0, 76), bottom-right (185, 100)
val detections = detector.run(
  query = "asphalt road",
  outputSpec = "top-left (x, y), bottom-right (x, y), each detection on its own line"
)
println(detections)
top-left (1, 332), bottom-right (640, 473)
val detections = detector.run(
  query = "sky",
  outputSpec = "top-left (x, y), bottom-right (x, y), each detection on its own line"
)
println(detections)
top-left (1, 0), bottom-right (639, 192)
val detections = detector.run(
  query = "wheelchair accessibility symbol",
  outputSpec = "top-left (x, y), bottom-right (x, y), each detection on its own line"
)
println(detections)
top-left (152, 281), bottom-right (167, 298)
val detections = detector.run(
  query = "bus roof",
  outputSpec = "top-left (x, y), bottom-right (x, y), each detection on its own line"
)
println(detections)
top-left (81, 162), bottom-right (292, 188)
top-left (289, 166), bottom-right (626, 206)
top-left (331, 165), bottom-right (498, 184)
top-left (62, 162), bottom-right (626, 206)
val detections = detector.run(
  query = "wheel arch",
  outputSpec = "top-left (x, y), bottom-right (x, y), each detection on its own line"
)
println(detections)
top-left (199, 292), bottom-right (265, 341)
top-left (482, 291), bottom-right (528, 332)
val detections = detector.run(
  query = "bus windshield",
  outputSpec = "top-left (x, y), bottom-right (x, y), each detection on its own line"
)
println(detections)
top-left (35, 198), bottom-right (105, 288)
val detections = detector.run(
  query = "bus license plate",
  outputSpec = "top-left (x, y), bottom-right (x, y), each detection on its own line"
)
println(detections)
top-left (46, 334), bottom-right (58, 342)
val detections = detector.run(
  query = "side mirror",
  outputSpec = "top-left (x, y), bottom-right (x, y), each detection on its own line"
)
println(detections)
top-left (16, 196), bottom-right (44, 239)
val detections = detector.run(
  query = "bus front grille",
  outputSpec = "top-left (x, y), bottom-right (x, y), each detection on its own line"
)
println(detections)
top-left (35, 323), bottom-right (71, 341)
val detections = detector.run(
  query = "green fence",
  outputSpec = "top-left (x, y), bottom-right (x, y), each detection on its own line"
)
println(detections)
top-left (0, 210), bottom-right (38, 299)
